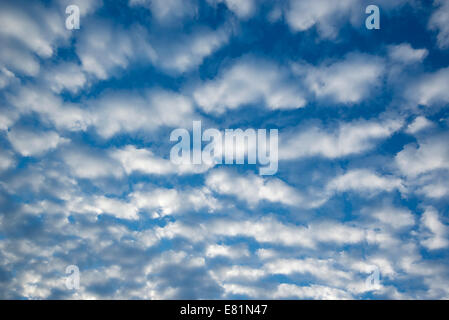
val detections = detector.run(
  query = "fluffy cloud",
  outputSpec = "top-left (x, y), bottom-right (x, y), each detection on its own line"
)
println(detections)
top-left (210, 265), bottom-right (265, 282)
top-left (88, 89), bottom-right (194, 138)
top-left (388, 43), bottom-right (428, 64)
top-left (0, 66), bottom-right (16, 89)
top-left (294, 53), bottom-right (385, 104)
top-left (396, 134), bottom-right (449, 177)
top-left (0, 107), bottom-right (18, 131)
top-left (273, 283), bottom-right (352, 299)
top-left (0, 45), bottom-right (40, 77)
top-left (405, 116), bottom-right (434, 135)
top-left (1, 0), bottom-right (449, 300)
top-left (420, 207), bottom-right (449, 250)
top-left (284, 0), bottom-right (408, 39)
top-left (42, 62), bottom-right (87, 94)
top-left (206, 169), bottom-right (303, 207)
top-left (0, 150), bottom-right (14, 172)
top-left (280, 118), bottom-right (402, 160)
top-left (194, 57), bottom-right (306, 113)
top-left (7, 128), bottom-right (69, 157)
top-left (362, 205), bottom-right (415, 230)
top-left (111, 145), bottom-right (212, 176)
top-left (62, 144), bottom-right (213, 183)
top-left (74, 50), bottom-right (386, 123)
top-left (159, 216), bottom-right (373, 248)
top-left (111, 146), bottom-right (180, 175)
top-left (429, 0), bottom-right (449, 49)
top-left (63, 182), bottom-right (220, 219)
top-left (0, 1), bottom-right (67, 59)
top-left (76, 21), bottom-right (156, 80)
top-left (131, 186), bottom-right (220, 217)
top-left (205, 244), bottom-right (250, 259)
top-left (7, 86), bottom-right (89, 131)
top-left (0, 0), bottom-right (80, 81)
top-left (8, 87), bottom-right (195, 138)
top-left (416, 174), bottom-right (449, 199)
top-left (285, 0), bottom-right (358, 38)
top-left (154, 27), bottom-right (230, 74)
top-left (327, 169), bottom-right (404, 195)
top-left (264, 258), bottom-right (352, 285)
top-left (91, 196), bottom-right (140, 220)
top-left (63, 148), bottom-right (125, 180)
top-left (78, 189), bottom-right (198, 220)
top-left (406, 67), bottom-right (449, 106)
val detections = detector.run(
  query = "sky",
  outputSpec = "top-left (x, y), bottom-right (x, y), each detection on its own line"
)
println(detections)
top-left (0, 0), bottom-right (449, 299)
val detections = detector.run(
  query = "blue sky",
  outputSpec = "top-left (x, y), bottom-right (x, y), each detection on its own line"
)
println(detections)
top-left (1, 0), bottom-right (449, 299)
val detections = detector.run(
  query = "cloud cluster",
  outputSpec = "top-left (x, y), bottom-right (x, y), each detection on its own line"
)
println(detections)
top-left (1, 0), bottom-right (449, 300)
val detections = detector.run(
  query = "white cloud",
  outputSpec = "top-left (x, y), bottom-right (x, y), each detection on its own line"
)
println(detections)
top-left (429, 0), bottom-right (449, 49)
top-left (285, 0), bottom-right (358, 38)
top-left (154, 27), bottom-right (230, 74)
top-left (89, 89), bottom-right (194, 138)
top-left (195, 53), bottom-right (384, 112)
top-left (65, 184), bottom-right (220, 219)
top-left (206, 169), bottom-right (303, 207)
top-left (417, 179), bottom-right (449, 199)
top-left (93, 196), bottom-right (140, 220)
top-left (131, 188), bottom-right (181, 218)
top-left (7, 87), bottom-right (195, 139)
top-left (158, 219), bottom-right (364, 259)
top-left (143, 250), bottom-right (205, 277)
top-left (205, 244), bottom-right (250, 259)
top-left (396, 134), bottom-right (449, 177)
top-left (327, 169), bottom-right (404, 195)
top-left (113, 145), bottom-right (213, 175)
top-left (0, 2), bottom-right (67, 59)
top-left (388, 43), bottom-right (428, 64)
top-left (131, 186), bottom-right (221, 218)
top-left (405, 116), bottom-right (434, 134)
top-left (284, 0), bottom-right (408, 39)
top-left (0, 66), bottom-right (16, 89)
top-left (0, 107), bottom-right (18, 131)
top-left (0, 150), bottom-right (14, 172)
top-left (420, 207), bottom-right (449, 250)
top-left (0, 1), bottom-right (74, 81)
top-left (67, 144), bottom-right (212, 181)
top-left (221, 283), bottom-right (263, 297)
top-left (76, 21), bottom-right (156, 80)
top-left (310, 221), bottom-right (369, 245)
top-left (194, 57), bottom-right (306, 113)
top-left (256, 248), bottom-right (279, 260)
top-left (407, 67), bottom-right (449, 106)
top-left (264, 258), bottom-right (352, 286)
top-left (43, 62), bottom-right (87, 94)
top-left (295, 53), bottom-right (385, 104)
top-left (111, 146), bottom-right (174, 175)
top-left (0, 44), bottom-right (40, 77)
top-left (63, 148), bottom-right (124, 180)
top-left (7, 86), bottom-right (90, 131)
top-left (2, 0), bottom-right (449, 301)
top-left (280, 118), bottom-right (402, 160)
top-left (202, 216), bottom-right (371, 248)
top-left (7, 128), bottom-right (69, 157)
top-left (211, 265), bottom-right (265, 282)
top-left (364, 206), bottom-right (415, 230)
top-left (273, 283), bottom-right (352, 299)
